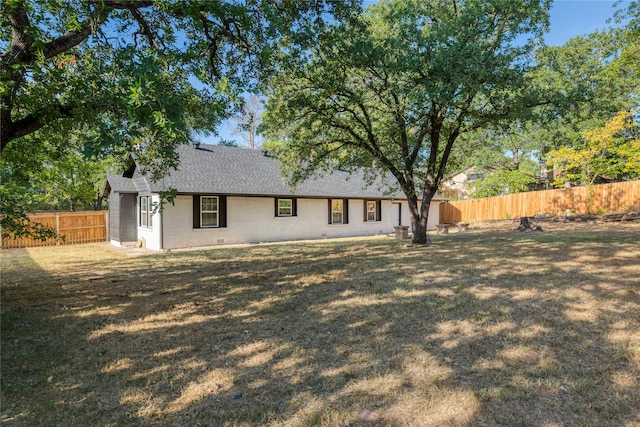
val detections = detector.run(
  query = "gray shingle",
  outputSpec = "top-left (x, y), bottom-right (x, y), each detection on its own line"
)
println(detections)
top-left (104, 144), bottom-right (448, 201)
top-left (146, 144), bottom-right (407, 199)
top-left (103, 174), bottom-right (138, 194)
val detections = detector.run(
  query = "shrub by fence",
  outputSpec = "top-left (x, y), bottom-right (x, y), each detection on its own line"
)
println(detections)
top-left (440, 180), bottom-right (640, 223)
top-left (1, 211), bottom-right (108, 249)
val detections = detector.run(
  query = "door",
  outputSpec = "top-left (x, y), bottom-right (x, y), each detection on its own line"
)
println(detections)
top-left (119, 193), bottom-right (138, 243)
top-left (392, 202), bottom-right (402, 226)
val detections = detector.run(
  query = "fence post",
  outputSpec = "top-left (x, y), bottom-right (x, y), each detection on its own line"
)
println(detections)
top-left (105, 211), bottom-right (109, 242)
top-left (56, 213), bottom-right (60, 246)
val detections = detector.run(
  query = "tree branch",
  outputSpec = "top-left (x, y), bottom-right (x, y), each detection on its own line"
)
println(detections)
top-left (0, 0), bottom-right (154, 150)
top-left (2, 1), bottom-right (34, 66)
top-left (1, 104), bottom-right (75, 151)
top-left (129, 7), bottom-right (159, 48)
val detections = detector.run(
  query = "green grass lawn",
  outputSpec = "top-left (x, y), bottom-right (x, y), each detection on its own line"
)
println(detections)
top-left (1, 222), bottom-right (639, 426)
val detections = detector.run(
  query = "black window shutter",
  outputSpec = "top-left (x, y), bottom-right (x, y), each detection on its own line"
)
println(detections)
top-left (274, 198), bottom-right (279, 217)
top-left (363, 200), bottom-right (368, 221)
top-left (219, 196), bottom-right (227, 227)
top-left (377, 200), bottom-right (382, 221)
top-left (343, 199), bottom-right (349, 224)
top-left (193, 195), bottom-right (200, 228)
top-left (328, 199), bottom-right (332, 224)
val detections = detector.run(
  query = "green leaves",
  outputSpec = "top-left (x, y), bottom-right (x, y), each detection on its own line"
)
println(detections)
top-left (532, 27), bottom-right (638, 152)
top-left (263, 0), bottom-right (551, 243)
top-left (1, 0), bottom-right (359, 150)
top-left (472, 170), bottom-right (540, 198)
top-left (1, 0), bottom-right (361, 239)
top-left (546, 110), bottom-right (640, 186)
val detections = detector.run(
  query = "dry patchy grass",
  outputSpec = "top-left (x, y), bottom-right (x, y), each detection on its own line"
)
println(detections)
top-left (1, 221), bottom-right (639, 426)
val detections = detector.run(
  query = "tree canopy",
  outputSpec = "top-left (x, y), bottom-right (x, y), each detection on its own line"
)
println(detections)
top-left (446, 2), bottom-right (639, 197)
top-left (1, 0), bottom-right (357, 160)
top-left (0, 0), bottom-right (357, 237)
top-left (546, 110), bottom-right (640, 186)
top-left (263, 0), bottom-right (551, 244)
top-left (531, 28), bottom-right (638, 153)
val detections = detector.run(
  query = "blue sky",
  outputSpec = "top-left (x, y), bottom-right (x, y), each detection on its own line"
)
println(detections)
top-left (545, 0), bottom-right (628, 46)
top-left (211, 0), bottom-right (630, 145)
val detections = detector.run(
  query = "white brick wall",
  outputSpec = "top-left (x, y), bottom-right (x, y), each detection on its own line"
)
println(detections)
top-left (154, 195), bottom-right (440, 250)
top-left (137, 195), bottom-right (161, 249)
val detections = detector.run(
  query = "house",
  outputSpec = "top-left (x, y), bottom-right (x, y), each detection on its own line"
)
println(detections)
top-left (442, 165), bottom-right (551, 199)
top-left (102, 144), bottom-right (445, 250)
top-left (440, 167), bottom-right (497, 200)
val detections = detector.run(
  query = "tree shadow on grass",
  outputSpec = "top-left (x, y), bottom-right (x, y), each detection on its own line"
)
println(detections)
top-left (1, 228), bottom-right (639, 426)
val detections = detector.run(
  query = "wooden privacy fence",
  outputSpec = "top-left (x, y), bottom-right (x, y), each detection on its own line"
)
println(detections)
top-left (1, 211), bottom-right (108, 249)
top-left (440, 180), bottom-right (640, 223)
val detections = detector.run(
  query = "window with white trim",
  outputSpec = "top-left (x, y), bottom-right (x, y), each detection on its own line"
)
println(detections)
top-left (201, 196), bottom-right (218, 227)
top-left (193, 195), bottom-right (226, 228)
top-left (366, 201), bottom-right (377, 221)
top-left (139, 196), bottom-right (152, 228)
top-left (364, 200), bottom-right (381, 222)
top-left (278, 198), bottom-right (293, 216)
top-left (332, 199), bottom-right (343, 224)
top-left (329, 199), bottom-right (348, 224)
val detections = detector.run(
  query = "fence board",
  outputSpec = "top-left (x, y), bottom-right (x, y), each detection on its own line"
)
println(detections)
top-left (2, 211), bottom-right (108, 249)
top-left (440, 181), bottom-right (640, 223)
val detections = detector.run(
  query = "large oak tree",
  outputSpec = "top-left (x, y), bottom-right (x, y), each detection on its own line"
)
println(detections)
top-left (263, 0), bottom-right (551, 244)
top-left (1, 0), bottom-right (356, 237)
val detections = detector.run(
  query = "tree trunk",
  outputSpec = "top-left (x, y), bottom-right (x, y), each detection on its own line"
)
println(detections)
top-left (411, 217), bottom-right (431, 244)
top-left (95, 193), bottom-right (104, 211)
top-left (407, 195), bottom-right (432, 245)
top-left (515, 216), bottom-right (543, 232)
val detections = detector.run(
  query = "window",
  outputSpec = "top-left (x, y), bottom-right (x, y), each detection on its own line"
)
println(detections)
top-left (201, 196), bottom-right (218, 227)
top-left (329, 199), bottom-right (349, 224)
top-left (364, 200), bottom-right (382, 222)
top-left (275, 198), bottom-right (297, 217)
top-left (139, 196), bottom-right (153, 228)
top-left (279, 199), bottom-right (292, 216)
top-left (366, 201), bottom-right (376, 221)
top-left (332, 199), bottom-right (343, 224)
top-left (193, 195), bottom-right (227, 228)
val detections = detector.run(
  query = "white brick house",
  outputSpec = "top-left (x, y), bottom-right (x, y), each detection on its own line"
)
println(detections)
top-left (103, 144), bottom-right (444, 250)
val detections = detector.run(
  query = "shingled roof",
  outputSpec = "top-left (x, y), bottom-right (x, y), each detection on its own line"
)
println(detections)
top-left (102, 174), bottom-right (137, 195)
top-left (106, 144), bottom-right (444, 200)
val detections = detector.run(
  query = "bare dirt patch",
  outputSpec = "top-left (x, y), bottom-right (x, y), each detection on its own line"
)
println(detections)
top-left (467, 215), bottom-right (640, 233)
top-left (1, 222), bottom-right (639, 426)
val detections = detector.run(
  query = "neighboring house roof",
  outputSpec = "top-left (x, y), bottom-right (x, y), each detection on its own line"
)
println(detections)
top-left (105, 144), bottom-right (447, 200)
top-left (443, 166), bottom-right (498, 183)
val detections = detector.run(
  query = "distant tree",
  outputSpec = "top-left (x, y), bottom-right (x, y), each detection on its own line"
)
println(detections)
top-left (546, 110), bottom-right (640, 186)
top-left (263, 0), bottom-right (551, 244)
top-left (449, 3), bottom-right (639, 192)
top-left (613, 0), bottom-right (640, 77)
top-left (0, 132), bottom-right (116, 238)
top-left (230, 94), bottom-right (264, 149)
top-left (472, 169), bottom-right (540, 198)
top-left (449, 121), bottom-right (546, 180)
top-left (217, 139), bottom-right (239, 147)
top-left (29, 152), bottom-right (115, 211)
top-left (515, 11), bottom-right (639, 172)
